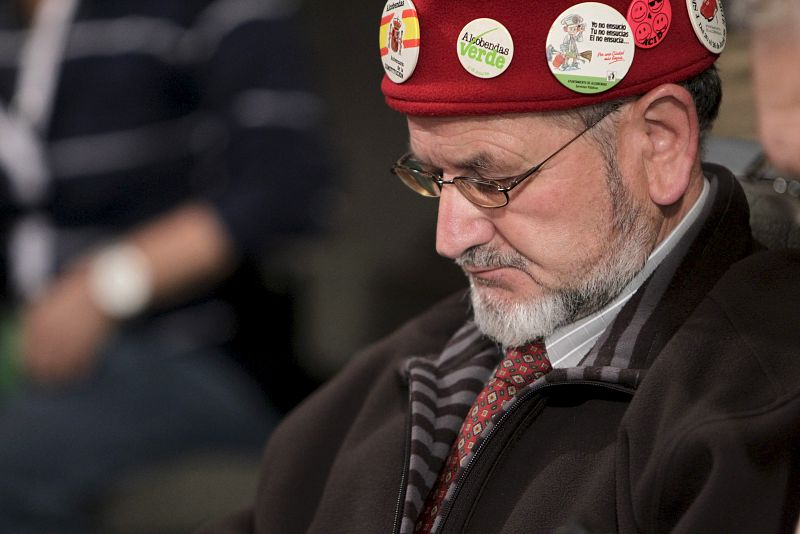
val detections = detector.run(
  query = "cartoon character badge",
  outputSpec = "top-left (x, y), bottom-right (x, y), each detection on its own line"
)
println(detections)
top-left (686, 0), bottom-right (726, 53)
top-left (379, 0), bottom-right (421, 83)
top-left (550, 13), bottom-right (590, 70)
top-left (627, 0), bottom-right (673, 48)
top-left (546, 2), bottom-right (635, 94)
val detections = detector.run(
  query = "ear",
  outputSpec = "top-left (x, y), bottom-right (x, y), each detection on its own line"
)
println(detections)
top-left (630, 84), bottom-right (700, 206)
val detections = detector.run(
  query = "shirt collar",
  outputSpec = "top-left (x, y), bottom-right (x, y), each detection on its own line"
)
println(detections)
top-left (544, 177), bottom-right (711, 368)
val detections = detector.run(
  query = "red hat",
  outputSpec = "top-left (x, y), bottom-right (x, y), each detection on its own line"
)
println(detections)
top-left (379, 0), bottom-right (726, 116)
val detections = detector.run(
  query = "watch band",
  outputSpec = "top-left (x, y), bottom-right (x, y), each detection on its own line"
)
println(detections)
top-left (87, 243), bottom-right (153, 319)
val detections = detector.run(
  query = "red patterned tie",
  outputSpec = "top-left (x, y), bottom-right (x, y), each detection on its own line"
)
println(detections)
top-left (415, 340), bottom-right (551, 533)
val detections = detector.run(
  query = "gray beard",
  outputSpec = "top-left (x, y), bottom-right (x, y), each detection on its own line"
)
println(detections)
top-left (459, 159), bottom-right (659, 347)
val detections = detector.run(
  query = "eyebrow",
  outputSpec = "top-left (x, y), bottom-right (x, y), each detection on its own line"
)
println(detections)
top-left (407, 150), bottom-right (510, 176)
top-left (454, 152), bottom-right (497, 173)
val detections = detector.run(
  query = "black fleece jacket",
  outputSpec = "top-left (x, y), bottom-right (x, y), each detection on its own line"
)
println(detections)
top-left (204, 165), bottom-right (800, 534)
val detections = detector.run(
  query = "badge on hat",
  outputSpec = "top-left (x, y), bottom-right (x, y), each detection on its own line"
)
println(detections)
top-left (379, 0), bottom-right (421, 83)
top-left (456, 18), bottom-right (515, 79)
top-left (627, 0), bottom-right (672, 49)
top-left (546, 2), bottom-right (636, 94)
top-left (685, 0), bottom-right (726, 53)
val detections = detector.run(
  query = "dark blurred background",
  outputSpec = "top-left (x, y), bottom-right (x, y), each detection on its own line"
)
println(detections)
top-left (270, 0), bottom-right (466, 380)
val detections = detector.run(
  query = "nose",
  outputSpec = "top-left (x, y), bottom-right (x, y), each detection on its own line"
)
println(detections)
top-left (435, 184), bottom-right (495, 259)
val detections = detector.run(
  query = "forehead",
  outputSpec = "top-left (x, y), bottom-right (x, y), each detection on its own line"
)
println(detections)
top-left (407, 113), bottom-right (557, 148)
top-left (406, 113), bottom-right (573, 166)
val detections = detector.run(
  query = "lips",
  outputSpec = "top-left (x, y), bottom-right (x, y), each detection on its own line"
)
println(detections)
top-left (463, 265), bottom-right (524, 288)
top-left (463, 266), bottom-right (498, 276)
top-left (457, 246), bottom-right (532, 285)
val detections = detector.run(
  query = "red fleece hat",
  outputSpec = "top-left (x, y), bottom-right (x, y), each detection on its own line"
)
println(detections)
top-left (379, 0), bottom-right (726, 116)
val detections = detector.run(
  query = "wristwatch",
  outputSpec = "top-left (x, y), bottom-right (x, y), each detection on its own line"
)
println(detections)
top-left (87, 243), bottom-right (153, 320)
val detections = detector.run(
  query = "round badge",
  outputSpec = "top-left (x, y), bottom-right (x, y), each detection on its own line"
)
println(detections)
top-left (379, 0), bottom-right (421, 83)
top-left (685, 0), bottom-right (726, 53)
top-left (627, 0), bottom-right (672, 48)
top-left (546, 2), bottom-right (636, 94)
top-left (456, 18), bottom-right (514, 79)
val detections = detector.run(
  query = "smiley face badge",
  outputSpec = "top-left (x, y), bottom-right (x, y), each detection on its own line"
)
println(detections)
top-left (627, 0), bottom-right (672, 48)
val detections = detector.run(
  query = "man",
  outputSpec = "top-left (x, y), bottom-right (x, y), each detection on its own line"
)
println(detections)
top-left (205, 0), bottom-right (800, 533)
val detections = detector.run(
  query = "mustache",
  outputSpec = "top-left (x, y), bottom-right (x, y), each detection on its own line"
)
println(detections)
top-left (455, 246), bottom-right (530, 271)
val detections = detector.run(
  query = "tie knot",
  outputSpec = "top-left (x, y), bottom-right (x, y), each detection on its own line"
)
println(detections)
top-left (505, 339), bottom-right (547, 358)
top-left (497, 340), bottom-right (552, 386)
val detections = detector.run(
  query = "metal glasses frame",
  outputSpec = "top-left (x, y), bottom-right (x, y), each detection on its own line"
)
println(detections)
top-left (391, 109), bottom-right (615, 208)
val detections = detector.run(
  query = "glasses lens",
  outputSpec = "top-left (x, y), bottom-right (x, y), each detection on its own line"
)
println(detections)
top-left (454, 179), bottom-right (507, 208)
top-left (393, 166), bottom-right (441, 197)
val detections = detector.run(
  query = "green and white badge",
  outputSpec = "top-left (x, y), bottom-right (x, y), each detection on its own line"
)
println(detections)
top-left (457, 18), bottom-right (514, 79)
top-left (546, 2), bottom-right (635, 94)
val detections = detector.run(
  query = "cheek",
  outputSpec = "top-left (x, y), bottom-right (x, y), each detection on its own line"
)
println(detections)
top-left (500, 171), bottom-right (615, 268)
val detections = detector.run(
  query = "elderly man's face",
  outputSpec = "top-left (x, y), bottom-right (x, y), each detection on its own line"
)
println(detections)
top-left (407, 112), bottom-right (660, 345)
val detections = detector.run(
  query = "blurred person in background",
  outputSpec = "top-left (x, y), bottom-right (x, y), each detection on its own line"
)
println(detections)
top-left (727, 0), bottom-right (800, 177)
top-left (744, 5), bottom-right (800, 533)
top-left (0, 0), bottom-right (331, 532)
top-left (749, 0), bottom-right (800, 177)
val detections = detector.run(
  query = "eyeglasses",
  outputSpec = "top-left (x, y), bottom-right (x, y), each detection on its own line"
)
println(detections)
top-left (390, 110), bottom-right (614, 208)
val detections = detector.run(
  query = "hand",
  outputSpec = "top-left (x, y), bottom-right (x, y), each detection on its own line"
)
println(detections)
top-left (20, 203), bottom-right (232, 385)
top-left (21, 263), bottom-right (114, 385)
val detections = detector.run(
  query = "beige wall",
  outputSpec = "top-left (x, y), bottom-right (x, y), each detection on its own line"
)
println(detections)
top-left (715, 31), bottom-right (757, 140)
